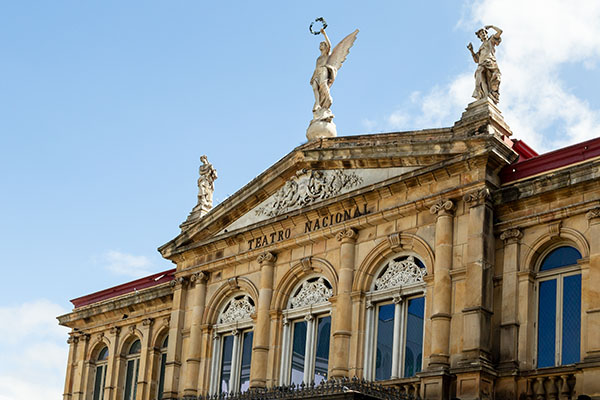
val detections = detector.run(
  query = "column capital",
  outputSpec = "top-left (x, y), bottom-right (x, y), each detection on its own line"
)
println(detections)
top-left (67, 335), bottom-right (78, 345)
top-left (587, 207), bottom-right (600, 221)
top-left (463, 187), bottom-right (492, 207)
top-left (257, 251), bottom-right (277, 264)
top-left (109, 326), bottom-right (121, 336)
top-left (142, 318), bottom-right (154, 327)
top-left (170, 276), bottom-right (188, 289)
top-left (190, 271), bottom-right (209, 285)
top-left (500, 228), bottom-right (522, 244)
top-left (336, 228), bottom-right (358, 243)
top-left (430, 199), bottom-right (455, 216)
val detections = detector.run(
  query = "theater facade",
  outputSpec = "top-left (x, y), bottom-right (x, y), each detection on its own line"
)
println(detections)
top-left (58, 98), bottom-right (600, 399)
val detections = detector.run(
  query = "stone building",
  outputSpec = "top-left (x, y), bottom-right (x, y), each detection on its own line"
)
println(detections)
top-left (58, 98), bottom-right (600, 399)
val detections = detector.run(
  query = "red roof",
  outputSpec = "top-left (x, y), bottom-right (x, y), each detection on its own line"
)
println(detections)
top-left (501, 137), bottom-right (600, 183)
top-left (71, 269), bottom-right (176, 308)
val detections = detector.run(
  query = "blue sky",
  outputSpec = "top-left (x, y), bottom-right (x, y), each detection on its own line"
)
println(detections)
top-left (1, 1), bottom-right (599, 398)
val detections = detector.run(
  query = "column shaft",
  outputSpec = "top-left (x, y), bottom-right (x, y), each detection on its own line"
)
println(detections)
top-left (183, 273), bottom-right (209, 396)
top-left (585, 209), bottom-right (600, 359)
top-left (163, 278), bottom-right (187, 399)
top-left (499, 229), bottom-right (522, 369)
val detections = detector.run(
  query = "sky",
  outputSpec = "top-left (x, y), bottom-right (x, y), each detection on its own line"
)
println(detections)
top-left (1, 1), bottom-right (600, 398)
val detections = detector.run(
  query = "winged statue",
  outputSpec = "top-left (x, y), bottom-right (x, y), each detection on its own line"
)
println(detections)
top-left (310, 27), bottom-right (359, 123)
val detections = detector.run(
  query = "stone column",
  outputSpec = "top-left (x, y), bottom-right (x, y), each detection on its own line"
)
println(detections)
top-left (63, 335), bottom-right (78, 400)
top-left (136, 319), bottom-right (153, 400)
top-left (105, 327), bottom-right (120, 400)
top-left (499, 228), bottom-right (522, 369)
top-left (183, 272), bottom-right (209, 396)
top-left (428, 199), bottom-right (455, 369)
top-left (198, 324), bottom-right (213, 394)
top-left (331, 228), bottom-right (357, 378)
top-left (250, 252), bottom-right (276, 388)
top-left (162, 277), bottom-right (188, 399)
top-left (72, 334), bottom-right (90, 400)
top-left (585, 208), bottom-right (600, 360)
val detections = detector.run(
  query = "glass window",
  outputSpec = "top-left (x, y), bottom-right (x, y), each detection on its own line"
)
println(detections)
top-left (209, 295), bottom-right (255, 395)
top-left (157, 336), bottom-right (168, 400)
top-left (92, 346), bottom-right (108, 400)
top-left (364, 255), bottom-right (427, 381)
top-left (124, 340), bottom-right (141, 400)
top-left (536, 246), bottom-right (581, 368)
top-left (280, 277), bottom-right (333, 385)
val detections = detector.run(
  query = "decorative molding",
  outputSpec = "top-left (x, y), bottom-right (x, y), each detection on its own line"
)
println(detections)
top-left (463, 187), bottom-right (492, 207)
top-left (336, 228), bottom-right (358, 242)
top-left (375, 256), bottom-right (427, 291)
top-left (255, 169), bottom-right (363, 218)
top-left (109, 327), bottom-right (121, 336)
top-left (300, 257), bottom-right (313, 272)
top-left (586, 207), bottom-right (600, 220)
top-left (227, 277), bottom-right (239, 290)
top-left (387, 233), bottom-right (401, 249)
top-left (219, 295), bottom-right (255, 324)
top-left (258, 252), bottom-right (277, 264)
top-left (429, 199), bottom-right (455, 216)
top-left (128, 325), bottom-right (136, 334)
top-left (95, 332), bottom-right (104, 342)
top-left (162, 317), bottom-right (170, 328)
top-left (500, 228), bottom-right (522, 243)
top-left (548, 221), bottom-right (562, 239)
top-left (290, 277), bottom-right (333, 309)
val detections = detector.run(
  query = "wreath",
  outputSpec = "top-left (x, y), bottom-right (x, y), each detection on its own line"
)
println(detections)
top-left (309, 17), bottom-right (328, 35)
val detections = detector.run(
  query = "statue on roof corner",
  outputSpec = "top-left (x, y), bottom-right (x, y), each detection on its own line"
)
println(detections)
top-left (467, 25), bottom-right (503, 104)
top-left (197, 155), bottom-right (217, 213)
top-left (306, 18), bottom-right (359, 141)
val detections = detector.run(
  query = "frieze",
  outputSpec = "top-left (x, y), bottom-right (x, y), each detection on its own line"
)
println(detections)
top-left (255, 169), bottom-right (363, 218)
top-left (375, 256), bottom-right (427, 291)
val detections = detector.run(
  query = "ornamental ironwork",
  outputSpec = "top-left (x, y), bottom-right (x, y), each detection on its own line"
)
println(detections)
top-left (219, 295), bottom-right (255, 324)
top-left (255, 169), bottom-right (363, 218)
top-left (290, 278), bottom-right (333, 309)
top-left (374, 256), bottom-right (426, 291)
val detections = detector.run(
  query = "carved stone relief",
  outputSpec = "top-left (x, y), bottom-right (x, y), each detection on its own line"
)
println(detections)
top-left (219, 295), bottom-right (255, 324)
top-left (375, 256), bottom-right (427, 291)
top-left (290, 277), bottom-right (333, 309)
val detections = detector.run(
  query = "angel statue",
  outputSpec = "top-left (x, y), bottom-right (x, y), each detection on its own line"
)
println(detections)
top-left (467, 25), bottom-right (503, 104)
top-left (306, 21), bottom-right (358, 140)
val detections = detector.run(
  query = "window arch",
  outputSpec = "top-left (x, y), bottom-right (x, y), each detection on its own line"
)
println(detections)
top-left (536, 245), bottom-right (582, 368)
top-left (124, 339), bottom-right (141, 400)
top-left (92, 346), bottom-right (108, 400)
top-left (209, 294), bottom-right (255, 395)
top-left (363, 255), bottom-right (426, 381)
top-left (156, 335), bottom-right (168, 400)
top-left (280, 276), bottom-right (332, 386)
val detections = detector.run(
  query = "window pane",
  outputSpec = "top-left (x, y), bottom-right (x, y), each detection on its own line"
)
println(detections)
top-left (537, 279), bottom-right (557, 367)
top-left (540, 247), bottom-right (581, 271)
top-left (404, 297), bottom-right (424, 377)
top-left (375, 304), bottom-right (395, 381)
top-left (97, 347), bottom-right (108, 361)
top-left (129, 339), bottom-right (141, 355)
top-left (157, 352), bottom-right (167, 400)
top-left (314, 316), bottom-right (331, 384)
top-left (92, 365), bottom-right (105, 400)
top-left (124, 359), bottom-right (136, 400)
top-left (562, 274), bottom-right (581, 365)
top-left (132, 359), bottom-right (139, 400)
top-left (220, 335), bottom-right (234, 394)
top-left (239, 331), bottom-right (253, 392)
top-left (290, 320), bottom-right (307, 385)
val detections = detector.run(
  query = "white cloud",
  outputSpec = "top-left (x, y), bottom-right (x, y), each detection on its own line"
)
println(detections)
top-left (0, 300), bottom-right (69, 400)
top-left (102, 250), bottom-right (154, 278)
top-left (372, 0), bottom-right (600, 152)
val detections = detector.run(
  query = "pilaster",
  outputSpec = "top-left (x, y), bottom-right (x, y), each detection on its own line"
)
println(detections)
top-left (584, 208), bottom-right (600, 361)
top-left (105, 327), bottom-right (121, 400)
top-left (183, 272), bottom-right (209, 396)
top-left (162, 277), bottom-right (188, 399)
top-left (136, 319), bottom-right (153, 400)
top-left (72, 333), bottom-right (90, 400)
top-left (63, 334), bottom-right (78, 400)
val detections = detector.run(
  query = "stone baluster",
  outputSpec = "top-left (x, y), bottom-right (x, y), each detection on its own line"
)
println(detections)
top-left (331, 228), bottom-right (358, 378)
top-left (183, 272), bottom-right (209, 396)
top-left (250, 252), bottom-right (277, 388)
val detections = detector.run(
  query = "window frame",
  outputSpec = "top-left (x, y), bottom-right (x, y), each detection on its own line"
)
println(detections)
top-left (363, 254), bottom-right (427, 381)
top-left (279, 276), bottom-right (333, 386)
top-left (156, 335), bottom-right (168, 400)
top-left (92, 346), bottom-right (109, 400)
top-left (534, 245), bottom-right (582, 368)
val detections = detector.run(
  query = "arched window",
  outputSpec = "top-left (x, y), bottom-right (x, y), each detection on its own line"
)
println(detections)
top-left (280, 276), bottom-right (332, 386)
top-left (536, 246), bottom-right (582, 368)
top-left (156, 335), bottom-right (168, 400)
top-left (363, 255), bottom-right (426, 380)
top-left (209, 295), bottom-right (255, 395)
top-left (124, 339), bottom-right (141, 400)
top-left (92, 346), bottom-right (108, 400)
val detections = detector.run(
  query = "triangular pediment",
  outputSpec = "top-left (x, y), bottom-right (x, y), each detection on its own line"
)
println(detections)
top-left (159, 128), bottom-right (517, 259)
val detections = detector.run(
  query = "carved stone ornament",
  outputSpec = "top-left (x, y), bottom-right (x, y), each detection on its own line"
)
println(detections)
top-left (170, 277), bottom-right (187, 288)
top-left (255, 169), bottom-right (363, 218)
top-left (336, 228), bottom-right (358, 242)
top-left (190, 271), bottom-right (209, 284)
top-left (258, 252), bottom-right (277, 264)
top-left (500, 228), bottom-right (522, 243)
top-left (300, 257), bottom-right (313, 272)
top-left (109, 327), bottom-right (121, 336)
top-left (67, 336), bottom-right (78, 345)
top-left (586, 207), bottom-right (600, 220)
top-left (219, 295), bottom-right (256, 324)
top-left (463, 187), bottom-right (492, 206)
top-left (375, 256), bottom-right (427, 291)
top-left (142, 318), bottom-right (154, 327)
top-left (430, 199), bottom-right (455, 215)
top-left (290, 277), bottom-right (333, 309)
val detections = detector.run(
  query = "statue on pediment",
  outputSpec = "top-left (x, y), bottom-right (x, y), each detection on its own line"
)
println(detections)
top-left (467, 25), bottom-right (503, 104)
top-left (197, 155), bottom-right (217, 212)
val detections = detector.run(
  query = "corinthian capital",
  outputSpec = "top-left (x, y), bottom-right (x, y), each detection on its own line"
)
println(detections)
top-left (336, 228), bottom-right (358, 242)
top-left (463, 187), bottom-right (492, 207)
top-left (430, 199), bottom-right (455, 216)
top-left (257, 251), bottom-right (277, 264)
